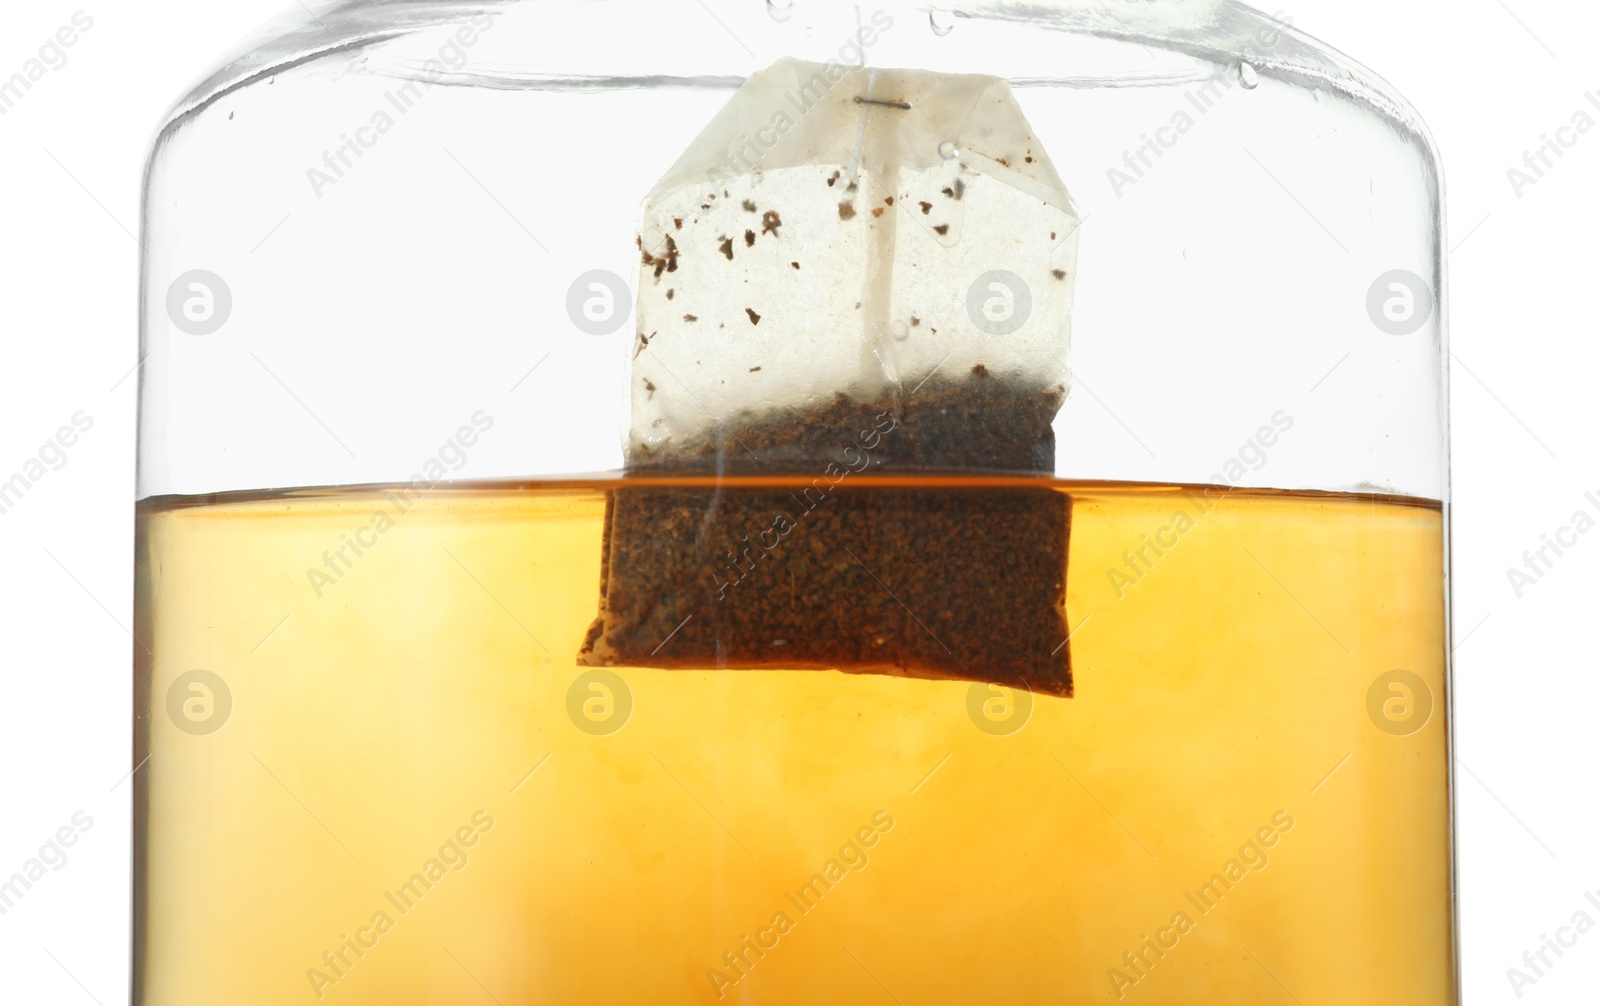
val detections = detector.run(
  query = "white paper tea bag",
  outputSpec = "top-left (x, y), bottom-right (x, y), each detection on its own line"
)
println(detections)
top-left (628, 57), bottom-right (1079, 465)
top-left (582, 61), bottom-right (1080, 690)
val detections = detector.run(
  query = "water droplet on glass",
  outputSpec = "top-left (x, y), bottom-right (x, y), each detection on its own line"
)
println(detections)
top-left (1238, 62), bottom-right (1259, 89)
top-left (891, 320), bottom-right (910, 341)
top-left (929, 10), bottom-right (955, 36)
top-left (938, 140), bottom-right (958, 160)
top-left (766, 0), bottom-right (794, 22)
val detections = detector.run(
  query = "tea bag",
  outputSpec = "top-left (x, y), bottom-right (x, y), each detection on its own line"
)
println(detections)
top-left (581, 60), bottom-right (1079, 695)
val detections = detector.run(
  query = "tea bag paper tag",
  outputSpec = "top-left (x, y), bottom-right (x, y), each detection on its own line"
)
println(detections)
top-left (629, 58), bottom-right (1079, 462)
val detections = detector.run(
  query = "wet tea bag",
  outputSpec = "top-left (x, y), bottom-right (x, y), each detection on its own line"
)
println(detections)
top-left (582, 59), bottom-right (1080, 695)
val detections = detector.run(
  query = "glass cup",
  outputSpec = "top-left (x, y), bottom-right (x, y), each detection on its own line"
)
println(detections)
top-left (136, 2), bottom-right (1452, 1003)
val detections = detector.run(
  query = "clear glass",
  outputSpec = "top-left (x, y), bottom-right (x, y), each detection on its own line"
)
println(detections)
top-left (135, 2), bottom-right (1453, 1004)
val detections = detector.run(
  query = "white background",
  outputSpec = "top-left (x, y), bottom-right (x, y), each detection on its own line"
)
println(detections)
top-left (0, 1), bottom-right (1595, 1003)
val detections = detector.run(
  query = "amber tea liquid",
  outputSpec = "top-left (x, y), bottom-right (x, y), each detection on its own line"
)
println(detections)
top-left (133, 479), bottom-right (1451, 1005)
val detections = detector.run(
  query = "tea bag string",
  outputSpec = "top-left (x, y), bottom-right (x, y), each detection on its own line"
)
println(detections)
top-left (847, 67), bottom-right (876, 178)
top-left (848, 67), bottom-right (908, 403)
